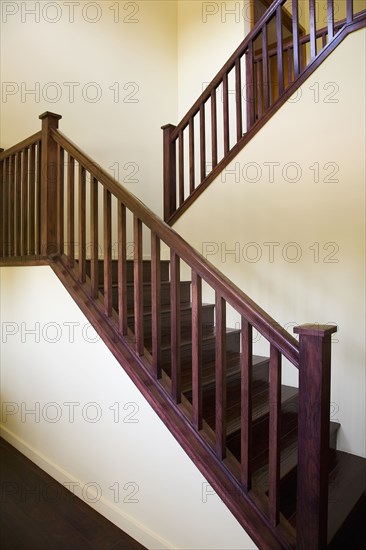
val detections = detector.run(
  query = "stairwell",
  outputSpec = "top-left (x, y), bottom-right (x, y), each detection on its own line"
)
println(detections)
top-left (1, 1), bottom-right (366, 549)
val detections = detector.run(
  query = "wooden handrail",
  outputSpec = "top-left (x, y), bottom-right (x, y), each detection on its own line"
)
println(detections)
top-left (163, 1), bottom-right (366, 223)
top-left (52, 127), bottom-right (299, 366)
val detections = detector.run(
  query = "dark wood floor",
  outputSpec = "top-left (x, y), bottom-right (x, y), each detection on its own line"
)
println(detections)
top-left (0, 438), bottom-right (147, 550)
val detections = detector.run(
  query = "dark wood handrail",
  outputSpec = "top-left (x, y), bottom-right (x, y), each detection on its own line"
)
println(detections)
top-left (52, 127), bottom-right (299, 366)
top-left (170, 0), bottom-right (286, 139)
top-left (0, 131), bottom-right (42, 160)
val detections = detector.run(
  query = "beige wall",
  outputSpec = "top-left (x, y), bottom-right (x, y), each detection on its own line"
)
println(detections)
top-left (0, 266), bottom-right (257, 550)
top-left (0, 0), bottom-right (178, 217)
top-left (173, 28), bottom-right (366, 458)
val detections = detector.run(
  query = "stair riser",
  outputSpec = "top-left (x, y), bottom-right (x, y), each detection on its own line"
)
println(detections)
top-left (128, 305), bottom-right (215, 340)
top-left (116, 281), bottom-right (191, 309)
top-left (86, 260), bottom-right (170, 284)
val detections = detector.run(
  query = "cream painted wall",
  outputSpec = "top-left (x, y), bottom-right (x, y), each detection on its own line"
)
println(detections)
top-left (0, 266), bottom-right (257, 550)
top-left (173, 29), bottom-right (366, 458)
top-left (0, 0), bottom-right (177, 217)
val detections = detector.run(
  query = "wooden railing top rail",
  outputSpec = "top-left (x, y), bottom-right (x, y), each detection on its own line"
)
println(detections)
top-left (170, 0), bottom-right (287, 138)
top-left (52, 127), bottom-right (300, 366)
top-left (170, 2), bottom-right (365, 139)
top-left (0, 131), bottom-right (41, 160)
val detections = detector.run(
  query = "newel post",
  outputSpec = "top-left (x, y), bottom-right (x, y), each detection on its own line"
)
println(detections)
top-left (39, 111), bottom-right (62, 257)
top-left (161, 124), bottom-right (176, 222)
top-left (293, 323), bottom-right (337, 550)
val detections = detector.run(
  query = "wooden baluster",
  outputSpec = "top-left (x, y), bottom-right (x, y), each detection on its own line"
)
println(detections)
top-left (223, 73), bottom-right (230, 154)
top-left (246, 42), bottom-right (255, 128)
top-left (235, 57), bottom-right (243, 141)
top-left (36, 142), bottom-right (41, 256)
top-left (215, 293), bottom-right (227, 460)
top-left (322, 32), bottom-right (327, 48)
top-left (294, 324), bottom-right (337, 550)
top-left (292, 0), bottom-right (300, 76)
top-left (269, 345), bottom-right (281, 526)
top-left (241, 317), bottom-right (253, 489)
top-left (0, 157), bottom-right (5, 257)
top-left (22, 148), bottom-right (29, 256)
top-left (57, 145), bottom-right (64, 256)
top-left (189, 117), bottom-right (195, 193)
top-left (39, 112), bottom-right (62, 257)
top-left (309, 0), bottom-right (317, 60)
top-left (15, 152), bottom-right (21, 256)
top-left (262, 25), bottom-right (270, 110)
top-left (162, 124), bottom-right (176, 222)
top-left (200, 104), bottom-right (206, 183)
top-left (346, 0), bottom-right (353, 23)
top-left (118, 202), bottom-right (127, 336)
top-left (255, 60), bottom-right (263, 120)
top-left (134, 215), bottom-right (144, 356)
top-left (170, 251), bottom-right (181, 402)
top-left (9, 155), bottom-right (15, 257)
top-left (104, 188), bottom-right (112, 317)
top-left (287, 48), bottom-right (292, 84)
top-left (90, 177), bottom-right (99, 299)
top-left (178, 130), bottom-right (184, 206)
top-left (118, 202), bottom-right (127, 335)
top-left (192, 271), bottom-right (202, 430)
top-left (327, 0), bottom-right (334, 41)
top-left (78, 164), bottom-right (86, 282)
top-left (67, 155), bottom-right (75, 267)
top-left (29, 144), bottom-right (36, 255)
top-left (276, 6), bottom-right (284, 96)
top-left (151, 232), bottom-right (162, 378)
top-left (211, 89), bottom-right (218, 167)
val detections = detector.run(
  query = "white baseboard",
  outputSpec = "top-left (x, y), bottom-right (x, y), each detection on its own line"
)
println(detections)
top-left (0, 425), bottom-right (175, 550)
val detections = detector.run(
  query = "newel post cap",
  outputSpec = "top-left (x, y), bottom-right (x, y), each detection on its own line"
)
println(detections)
top-left (39, 111), bottom-right (62, 121)
top-left (294, 323), bottom-right (337, 337)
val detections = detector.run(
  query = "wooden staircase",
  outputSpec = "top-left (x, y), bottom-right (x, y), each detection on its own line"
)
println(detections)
top-left (87, 258), bottom-right (366, 547)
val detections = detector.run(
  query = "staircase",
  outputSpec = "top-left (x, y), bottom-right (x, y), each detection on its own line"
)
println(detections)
top-left (1, 1), bottom-right (366, 548)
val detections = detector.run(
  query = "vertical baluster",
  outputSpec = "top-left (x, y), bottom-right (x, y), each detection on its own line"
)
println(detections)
top-left (241, 317), bottom-right (253, 489)
top-left (104, 188), bottom-right (112, 317)
top-left (0, 157), bottom-right (5, 257)
top-left (215, 293), bottom-right (227, 460)
top-left (151, 232), bottom-right (161, 378)
top-left (67, 155), bottom-right (75, 267)
top-left (29, 144), bottom-right (36, 255)
top-left (192, 271), bottom-right (202, 430)
top-left (189, 117), bottom-right (195, 194)
top-left (309, 0), bottom-right (317, 60)
top-left (223, 73), bottom-right (230, 154)
top-left (36, 142), bottom-right (41, 256)
top-left (162, 124), bottom-right (176, 222)
top-left (90, 177), bottom-right (99, 299)
top-left (178, 130), bottom-right (184, 206)
top-left (256, 59), bottom-right (263, 120)
top-left (200, 104), bottom-right (206, 183)
top-left (134, 215), bottom-right (144, 356)
top-left (170, 251), bottom-right (181, 402)
top-left (246, 42), bottom-right (255, 128)
top-left (78, 164), bottom-right (86, 282)
top-left (118, 202), bottom-right (127, 335)
top-left (292, 0), bottom-right (300, 76)
top-left (9, 155), bottom-right (15, 256)
top-left (327, 0), bottom-right (334, 41)
top-left (346, 0), bottom-right (353, 23)
top-left (262, 25), bottom-right (270, 110)
top-left (4, 158), bottom-right (9, 256)
top-left (211, 89), bottom-right (218, 167)
top-left (276, 6), bottom-right (284, 96)
top-left (57, 145), bottom-right (64, 255)
top-left (15, 152), bottom-right (22, 256)
top-left (287, 48), bottom-right (292, 84)
top-left (21, 148), bottom-right (29, 256)
top-left (269, 345), bottom-right (282, 526)
top-left (235, 57), bottom-right (243, 141)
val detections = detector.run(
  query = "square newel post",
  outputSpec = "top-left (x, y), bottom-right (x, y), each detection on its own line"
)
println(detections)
top-left (293, 323), bottom-right (337, 550)
top-left (161, 124), bottom-right (176, 222)
top-left (39, 111), bottom-right (62, 257)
